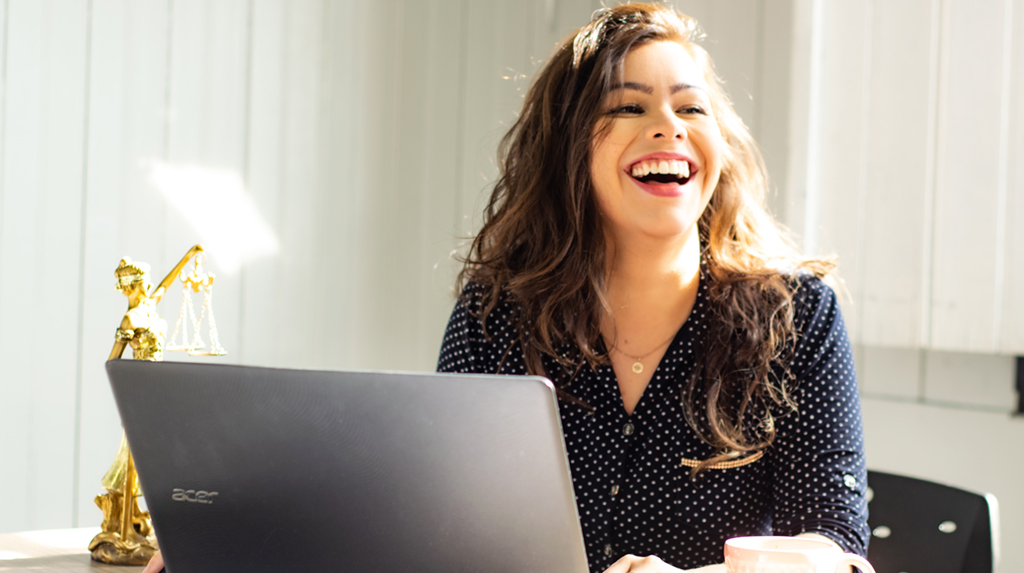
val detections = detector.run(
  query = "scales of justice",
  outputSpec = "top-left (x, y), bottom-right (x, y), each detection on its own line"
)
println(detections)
top-left (89, 244), bottom-right (227, 565)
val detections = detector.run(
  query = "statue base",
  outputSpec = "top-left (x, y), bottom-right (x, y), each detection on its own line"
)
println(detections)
top-left (88, 533), bottom-right (159, 566)
top-left (88, 491), bottom-right (159, 565)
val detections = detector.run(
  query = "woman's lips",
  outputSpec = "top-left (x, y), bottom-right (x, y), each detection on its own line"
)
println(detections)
top-left (629, 177), bottom-right (687, 197)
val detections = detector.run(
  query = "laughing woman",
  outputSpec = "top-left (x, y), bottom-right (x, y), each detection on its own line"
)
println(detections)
top-left (437, 4), bottom-right (869, 572)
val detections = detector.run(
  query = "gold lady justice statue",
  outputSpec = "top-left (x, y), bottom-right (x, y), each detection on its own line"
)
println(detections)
top-left (90, 244), bottom-right (225, 564)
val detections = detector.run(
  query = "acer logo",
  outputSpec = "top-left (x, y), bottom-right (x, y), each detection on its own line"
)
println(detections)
top-left (172, 488), bottom-right (219, 504)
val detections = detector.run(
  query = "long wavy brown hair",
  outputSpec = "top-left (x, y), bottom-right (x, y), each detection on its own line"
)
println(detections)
top-left (458, 3), bottom-right (835, 473)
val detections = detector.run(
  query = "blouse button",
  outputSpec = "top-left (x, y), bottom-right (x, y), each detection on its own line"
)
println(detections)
top-left (610, 484), bottom-right (620, 496)
top-left (843, 474), bottom-right (857, 489)
top-left (623, 423), bottom-right (635, 436)
top-left (604, 544), bottom-right (613, 557)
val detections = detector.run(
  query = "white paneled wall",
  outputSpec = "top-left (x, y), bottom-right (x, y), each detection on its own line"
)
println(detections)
top-left (0, 0), bottom-right (90, 532)
top-left (802, 0), bottom-right (1024, 354)
top-left (860, 0), bottom-right (938, 349)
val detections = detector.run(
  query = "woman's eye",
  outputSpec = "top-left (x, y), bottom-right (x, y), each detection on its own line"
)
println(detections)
top-left (612, 104), bottom-right (644, 114)
top-left (678, 105), bottom-right (707, 115)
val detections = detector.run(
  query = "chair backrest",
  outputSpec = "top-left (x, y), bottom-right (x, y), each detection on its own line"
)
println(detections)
top-left (866, 470), bottom-right (999, 573)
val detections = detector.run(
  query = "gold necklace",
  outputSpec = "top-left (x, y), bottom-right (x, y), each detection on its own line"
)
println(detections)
top-left (612, 330), bottom-right (678, 374)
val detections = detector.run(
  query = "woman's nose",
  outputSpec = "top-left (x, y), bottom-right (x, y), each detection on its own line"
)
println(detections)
top-left (645, 108), bottom-right (687, 140)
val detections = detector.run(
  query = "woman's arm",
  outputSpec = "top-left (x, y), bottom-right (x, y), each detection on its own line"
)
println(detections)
top-left (768, 277), bottom-right (871, 554)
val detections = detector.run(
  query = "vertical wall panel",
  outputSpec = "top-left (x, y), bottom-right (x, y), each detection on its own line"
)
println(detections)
top-left (0, 0), bottom-right (88, 531)
top-left (316, 0), bottom-right (361, 370)
top-left (755, 0), bottom-right (795, 218)
top-left (241, 0), bottom-right (286, 367)
top-left (76, 0), bottom-right (171, 528)
top-left (859, 0), bottom-right (938, 348)
top-left (697, 0), bottom-right (762, 131)
top-left (0, 0), bottom-right (13, 530)
top-left (75, 0), bottom-right (126, 528)
top-left (163, 0), bottom-right (249, 360)
top-left (32, 0), bottom-right (90, 529)
top-left (162, 0), bottom-right (209, 277)
top-left (1003, 0), bottom-right (1024, 355)
top-left (346, 0), bottom-right (405, 370)
top-left (808, 0), bottom-right (871, 342)
top-left (114, 2), bottom-right (172, 277)
top-left (782, 0), bottom-right (818, 242)
top-left (275, 0), bottom-right (324, 367)
top-left (929, 0), bottom-right (1010, 352)
top-left (377, 0), bottom-right (439, 369)
top-left (410, 0), bottom-right (469, 369)
top-left (0, 0), bottom-right (42, 532)
top-left (457, 2), bottom-right (531, 240)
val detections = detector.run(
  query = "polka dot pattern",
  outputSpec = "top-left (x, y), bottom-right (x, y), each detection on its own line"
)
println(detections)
top-left (437, 273), bottom-right (870, 572)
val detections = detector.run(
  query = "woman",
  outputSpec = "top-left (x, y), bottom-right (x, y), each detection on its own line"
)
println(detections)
top-left (143, 5), bottom-right (866, 573)
top-left (437, 3), bottom-right (869, 572)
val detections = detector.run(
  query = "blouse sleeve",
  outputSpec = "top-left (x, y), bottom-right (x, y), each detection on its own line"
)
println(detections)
top-left (436, 287), bottom-right (480, 374)
top-left (768, 277), bottom-right (871, 556)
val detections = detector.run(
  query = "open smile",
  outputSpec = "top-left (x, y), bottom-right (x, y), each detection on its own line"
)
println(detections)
top-left (625, 154), bottom-right (697, 197)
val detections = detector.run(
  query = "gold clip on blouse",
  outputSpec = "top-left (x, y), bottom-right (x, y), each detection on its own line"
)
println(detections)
top-left (680, 450), bottom-right (764, 470)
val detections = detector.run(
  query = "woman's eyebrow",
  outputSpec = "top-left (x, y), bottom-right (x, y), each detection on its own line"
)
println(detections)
top-left (608, 82), bottom-right (706, 95)
top-left (609, 81), bottom-right (654, 94)
top-left (671, 83), bottom-right (705, 94)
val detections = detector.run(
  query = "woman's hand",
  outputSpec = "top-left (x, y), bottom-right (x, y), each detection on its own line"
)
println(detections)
top-left (603, 554), bottom-right (682, 572)
top-left (141, 551), bottom-right (164, 573)
top-left (603, 555), bottom-right (727, 572)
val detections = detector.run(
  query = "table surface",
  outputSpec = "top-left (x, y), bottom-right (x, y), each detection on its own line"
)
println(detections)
top-left (0, 528), bottom-right (145, 572)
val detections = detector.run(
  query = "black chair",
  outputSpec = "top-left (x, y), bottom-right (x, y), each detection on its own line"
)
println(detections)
top-left (866, 470), bottom-right (1000, 573)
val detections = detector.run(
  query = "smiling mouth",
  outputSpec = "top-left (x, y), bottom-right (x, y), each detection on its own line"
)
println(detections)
top-left (629, 158), bottom-right (693, 186)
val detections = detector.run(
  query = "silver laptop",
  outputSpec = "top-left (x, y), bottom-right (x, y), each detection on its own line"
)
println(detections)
top-left (106, 360), bottom-right (589, 573)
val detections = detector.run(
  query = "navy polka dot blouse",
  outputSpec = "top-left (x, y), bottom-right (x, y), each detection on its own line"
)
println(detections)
top-left (437, 272), bottom-right (870, 572)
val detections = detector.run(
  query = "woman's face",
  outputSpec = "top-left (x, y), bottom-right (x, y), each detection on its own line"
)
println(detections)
top-left (589, 40), bottom-right (725, 246)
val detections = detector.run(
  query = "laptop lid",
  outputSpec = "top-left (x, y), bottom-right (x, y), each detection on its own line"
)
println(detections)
top-left (106, 360), bottom-right (589, 573)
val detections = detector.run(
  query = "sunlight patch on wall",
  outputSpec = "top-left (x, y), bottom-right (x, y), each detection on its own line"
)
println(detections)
top-left (149, 162), bottom-right (279, 274)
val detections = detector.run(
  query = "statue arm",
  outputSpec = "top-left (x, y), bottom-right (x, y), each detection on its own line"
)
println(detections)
top-left (108, 314), bottom-right (136, 360)
top-left (148, 244), bottom-right (204, 304)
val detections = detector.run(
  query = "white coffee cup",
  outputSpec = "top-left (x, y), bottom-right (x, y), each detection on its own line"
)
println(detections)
top-left (724, 536), bottom-right (876, 573)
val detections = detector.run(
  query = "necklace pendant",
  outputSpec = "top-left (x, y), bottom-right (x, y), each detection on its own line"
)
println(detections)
top-left (632, 361), bottom-right (643, 374)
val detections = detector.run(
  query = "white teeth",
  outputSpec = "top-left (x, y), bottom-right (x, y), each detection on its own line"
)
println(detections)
top-left (630, 159), bottom-right (692, 179)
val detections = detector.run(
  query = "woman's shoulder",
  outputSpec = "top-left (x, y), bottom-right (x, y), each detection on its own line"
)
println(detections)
top-left (778, 270), bottom-right (850, 376)
top-left (785, 270), bottom-right (841, 326)
top-left (452, 281), bottom-right (521, 339)
top-left (439, 281), bottom-right (523, 374)
top-left (457, 280), bottom-right (514, 313)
